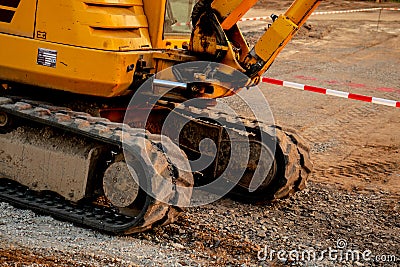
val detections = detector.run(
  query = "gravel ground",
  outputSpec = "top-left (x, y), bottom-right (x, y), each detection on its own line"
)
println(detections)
top-left (1, 1), bottom-right (399, 266)
top-left (0, 182), bottom-right (398, 266)
top-left (0, 201), bottom-right (198, 267)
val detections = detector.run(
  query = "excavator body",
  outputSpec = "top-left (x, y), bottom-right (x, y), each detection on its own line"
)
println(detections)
top-left (0, 0), bottom-right (194, 97)
top-left (0, 0), bottom-right (319, 233)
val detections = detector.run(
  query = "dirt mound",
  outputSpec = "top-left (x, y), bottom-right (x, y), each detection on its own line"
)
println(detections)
top-left (296, 23), bottom-right (333, 40)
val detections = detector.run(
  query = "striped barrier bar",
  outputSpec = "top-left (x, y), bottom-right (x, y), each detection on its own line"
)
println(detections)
top-left (312, 7), bottom-right (382, 15)
top-left (240, 16), bottom-right (272, 22)
top-left (262, 77), bottom-right (400, 108)
top-left (239, 7), bottom-right (399, 22)
top-left (173, 7), bottom-right (399, 26)
top-left (171, 22), bottom-right (191, 27)
top-left (382, 7), bottom-right (400, 11)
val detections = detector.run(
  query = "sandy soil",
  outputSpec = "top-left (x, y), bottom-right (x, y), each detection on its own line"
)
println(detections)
top-left (0, 1), bottom-right (399, 266)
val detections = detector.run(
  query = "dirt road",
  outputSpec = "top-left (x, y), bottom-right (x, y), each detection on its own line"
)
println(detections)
top-left (0, 1), bottom-right (399, 266)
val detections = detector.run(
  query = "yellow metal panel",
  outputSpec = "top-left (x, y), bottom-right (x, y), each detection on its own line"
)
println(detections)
top-left (0, 33), bottom-right (152, 97)
top-left (286, 0), bottom-right (321, 27)
top-left (254, 15), bottom-right (298, 62)
top-left (0, 0), bottom-right (36, 37)
top-left (84, 0), bottom-right (144, 6)
top-left (142, 0), bottom-right (165, 48)
top-left (35, 0), bottom-right (152, 51)
top-left (78, 10), bottom-right (149, 29)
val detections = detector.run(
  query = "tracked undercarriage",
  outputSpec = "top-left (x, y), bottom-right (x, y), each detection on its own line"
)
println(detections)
top-left (0, 96), bottom-right (193, 234)
top-left (0, 93), bottom-right (312, 233)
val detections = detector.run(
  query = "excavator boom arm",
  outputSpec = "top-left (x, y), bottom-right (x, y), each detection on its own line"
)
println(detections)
top-left (243, 0), bottom-right (321, 80)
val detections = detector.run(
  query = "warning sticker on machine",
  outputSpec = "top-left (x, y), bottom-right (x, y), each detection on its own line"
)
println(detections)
top-left (37, 48), bottom-right (57, 68)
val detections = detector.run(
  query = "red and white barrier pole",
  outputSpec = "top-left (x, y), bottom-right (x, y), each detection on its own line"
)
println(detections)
top-left (262, 77), bottom-right (400, 108)
top-left (239, 7), bottom-right (400, 22)
top-left (174, 8), bottom-right (400, 27)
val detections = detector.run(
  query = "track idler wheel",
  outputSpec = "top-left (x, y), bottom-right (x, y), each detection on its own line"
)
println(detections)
top-left (102, 135), bottom-right (194, 234)
top-left (103, 161), bottom-right (140, 209)
top-left (0, 111), bottom-right (13, 133)
top-left (0, 111), bottom-right (8, 127)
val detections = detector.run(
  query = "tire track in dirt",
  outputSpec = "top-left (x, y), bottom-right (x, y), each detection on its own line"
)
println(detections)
top-left (301, 102), bottom-right (379, 145)
top-left (314, 160), bottom-right (398, 182)
top-left (298, 102), bottom-right (400, 194)
top-left (312, 159), bottom-right (400, 197)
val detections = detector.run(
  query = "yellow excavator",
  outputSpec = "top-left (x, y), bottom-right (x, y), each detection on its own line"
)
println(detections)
top-left (0, 0), bottom-right (320, 234)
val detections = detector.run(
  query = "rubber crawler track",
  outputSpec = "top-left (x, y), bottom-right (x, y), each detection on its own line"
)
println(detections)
top-left (272, 126), bottom-right (313, 199)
